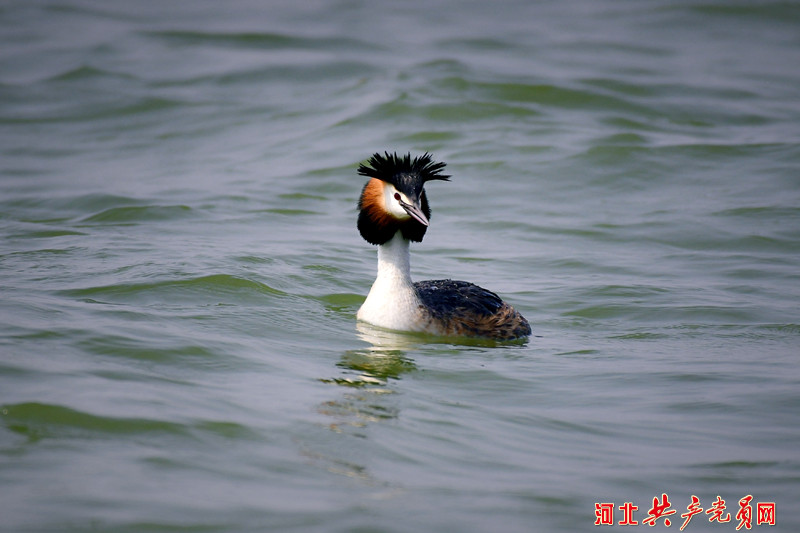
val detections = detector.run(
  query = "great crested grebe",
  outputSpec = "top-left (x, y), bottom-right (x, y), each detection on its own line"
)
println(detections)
top-left (356, 152), bottom-right (531, 341)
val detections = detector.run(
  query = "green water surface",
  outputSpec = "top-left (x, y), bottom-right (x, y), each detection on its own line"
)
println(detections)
top-left (2, 1), bottom-right (799, 532)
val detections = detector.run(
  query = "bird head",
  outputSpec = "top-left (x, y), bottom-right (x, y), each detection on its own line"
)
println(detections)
top-left (356, 152), bottom-right (450, 245)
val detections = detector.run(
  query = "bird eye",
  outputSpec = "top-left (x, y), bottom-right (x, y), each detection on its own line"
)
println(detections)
top-left (394, 193), bottom-right (401, 201)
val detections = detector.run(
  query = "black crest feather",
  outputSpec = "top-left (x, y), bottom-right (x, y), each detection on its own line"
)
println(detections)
top-left (358, 152), bottom-right (450, 195)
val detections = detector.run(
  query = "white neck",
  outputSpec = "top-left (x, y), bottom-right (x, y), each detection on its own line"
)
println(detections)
top-left (357, 232), bottom-right (421, 331)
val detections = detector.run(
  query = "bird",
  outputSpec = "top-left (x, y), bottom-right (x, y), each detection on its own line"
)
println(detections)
top-left (355, 151), bottom-right (531, 341)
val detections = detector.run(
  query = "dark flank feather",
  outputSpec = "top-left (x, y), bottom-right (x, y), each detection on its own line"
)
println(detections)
top-left (414, 279), bottom-right (531, 341)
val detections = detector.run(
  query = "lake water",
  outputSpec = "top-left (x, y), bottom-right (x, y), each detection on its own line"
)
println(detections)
top-left (2, 1), bottom-right (799, 531)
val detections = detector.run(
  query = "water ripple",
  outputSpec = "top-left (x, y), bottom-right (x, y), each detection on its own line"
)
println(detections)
top-left (2, 402), bottom-right (261, 442)
top-left (3, 402), bottom-right (189, 440)
top-left (60, 274), bottom-right (285, 304)
top-left (145, 30), bottom-right (380, 53)
top-left (81, 205), bottom-right (193, 224)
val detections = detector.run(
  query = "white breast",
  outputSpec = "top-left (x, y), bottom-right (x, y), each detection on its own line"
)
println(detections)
top-left (357, 233), bottom-right (423, 331)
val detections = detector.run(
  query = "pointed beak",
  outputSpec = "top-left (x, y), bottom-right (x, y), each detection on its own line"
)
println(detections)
top-left (399, 198), bottom-right (429, 226)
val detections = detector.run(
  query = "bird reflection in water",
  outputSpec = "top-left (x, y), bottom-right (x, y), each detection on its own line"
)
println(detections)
top-left (318, 323), bottom-right (420, 430)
